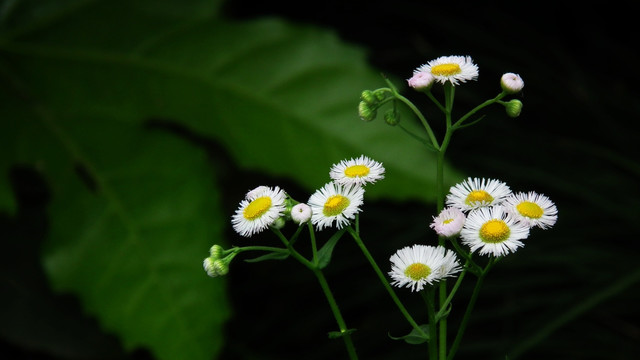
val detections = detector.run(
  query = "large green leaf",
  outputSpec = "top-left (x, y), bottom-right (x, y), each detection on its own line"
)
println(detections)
top-left (0, 0), bottom-right (461, 211)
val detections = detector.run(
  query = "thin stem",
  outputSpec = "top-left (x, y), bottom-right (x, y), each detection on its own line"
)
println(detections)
top-left (447, 258), bottom-right (496, 360)
top-left (435, 266), bottom-right (468, 321)
top-left (271, 228), bottom-right (315, 270)
top-left (313, 269), bottom-right (359, 359)
top-left (307, 222), bottom-right (319, 265)
top-left (453, 91), bottom-right (506, 129)
top-left (347, 227), bottom-right (428, 339)
top-left (422, 288), bottom-right (438, 360)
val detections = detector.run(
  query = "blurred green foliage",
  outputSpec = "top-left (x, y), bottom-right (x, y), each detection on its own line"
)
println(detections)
top-left (0, 0), bottom-right (462, 359)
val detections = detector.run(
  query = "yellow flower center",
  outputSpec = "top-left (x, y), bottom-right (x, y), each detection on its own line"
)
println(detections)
top-left (243, 196), bottom-right (272, 220)
top-left (479, 219), bottom-right (511, 243)
top-left (344, 165), bottom-right (370, 178)
top-left (323, 195), bottom-right (350, 216)
top-left (405, 263), bottom-right (431, 281)
top-left (465, 190), bottom-right (493, 205)
top-left (431, 63), bottom-right (461, 76)
top-left (443, 218), bottom-right (454, 224)
top-left (516, 201), bottom-right (544, 219)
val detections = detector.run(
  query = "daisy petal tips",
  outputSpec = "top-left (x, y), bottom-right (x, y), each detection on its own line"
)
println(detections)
top-left (460, 206), bottom-right (530, 257)
top-left (446, 177), bottom-right (512, 212)
top-left (414, 55), bottom-right (479, 86)
top-left (389, 245), bottom-right (461, 292)
top-left (308, 182), bottom-right (364, 231)
top-left (231, 186), bottom-right (287, 237)
top-left (503, 191), bottom-right (558, 229)
top-left (329, 155), bottom-right (385, 187)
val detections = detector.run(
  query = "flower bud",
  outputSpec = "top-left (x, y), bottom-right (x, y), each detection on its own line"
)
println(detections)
top-left (290, 203), bottom-right (312, 225)
top-left (360, 90), bottom-right (377, 105)
top-left (209, 244), bottom-right (224, 259)
top-left (384, 109), bottom-right (400, 126)
top-left (505, 99), bottom-right (523, 118)
top-left (358, 101), bottom-right (377, 122)
top-left (203, 257), bottom-right (222, 277)
top-left (407, 71), bottom-right (435, 91)
top-left (500, 73), bottom-right (524, 94)
top-left (372, 89), bottom-right (388, 102)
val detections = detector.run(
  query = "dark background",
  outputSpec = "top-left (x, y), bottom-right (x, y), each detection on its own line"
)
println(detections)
top-left (3, 1), bottom-right (639, 359)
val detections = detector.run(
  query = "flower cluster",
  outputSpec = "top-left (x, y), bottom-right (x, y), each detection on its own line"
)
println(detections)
top-left (203, 155), bottom-right (386, 277)
top-left (436, 177), bottom-right (558, 257)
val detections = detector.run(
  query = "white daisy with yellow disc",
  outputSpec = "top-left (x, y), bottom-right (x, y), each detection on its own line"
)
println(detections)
top-left (231, 186), bottom-right (287, 237)
top-left (413, 55), bottom-right (479, 86)
top-left (460, 206), bottom-right (530, 257)
top-left (308, 182), bottom-right (364, 230)
top-left (329, 155), bottom-right (385, 187)
top-left (389, 245), bottom-right (461, 292)
top-left (503, 191), bottom-right (558, 229)
top-left (446, 177), bottom-right (512, 211)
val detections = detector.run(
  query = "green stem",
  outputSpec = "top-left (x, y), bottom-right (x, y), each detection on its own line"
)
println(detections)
top-left (313, 269), bottom-right (359, 360)
top-left (422, 288), bottom-right (438, 360)
top-left (447, 258), bottom-right (496, 360)
top-left (271, 228), bottom-right (315, 270)
top-left (453, 91), bottom-right (506, 129)
top-left (347, 227), bottom-right (428, 339)
top-left (435, 266), bottom-right (468, 321)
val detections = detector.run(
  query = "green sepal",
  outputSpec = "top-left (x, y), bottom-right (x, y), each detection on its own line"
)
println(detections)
top-left (388, 324), bottom-right (430, 345)
top-left (243, 251), bottom-right (289, 263)
top-left (328, 328), bottom-right (357, 339)
top-left (316, 228), bottom-right (347, 269)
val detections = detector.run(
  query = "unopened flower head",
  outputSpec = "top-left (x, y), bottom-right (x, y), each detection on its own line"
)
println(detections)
top-left (414, 55), bottom-right (479, 86)
top-left (308, 182), bottom-right (364, 230)
top-left (505, 99), bottom-right (523, 118)
top-left (407, 71), bottom-right (435, 91)
top-left (460, 206), bottom-right (530, 257)
top-left (203, 257), bottom-right (229, 277)
top-left (430, 207), bottom-right (466, 238)
top-left (501, 72), bottom-right (524, 94)
top-left (503, 191), bottom-right (558, 229)
top-left (446, 177), bottom-right (512, 212)
top-left (389, 245), bottom-right (461, 292)
top-left (329, 155), bottom-right (385, 186)
top-left (209, 244), bottom-right (225, 259)
top-left (232, 186), bottom-right (287, 237)
top-left (290, 203), bottom-right (312, 225)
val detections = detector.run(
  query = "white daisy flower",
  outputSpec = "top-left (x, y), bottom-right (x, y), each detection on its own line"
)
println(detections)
top-left (407, 70), bottom-right (435, 91)
top-left (329, 155), bottom-right (385, 187)
top-left (500, 72), bottom-right (524, 94)
top-left (430, 207), bottom-right (466, 238)
top-left (290, 203), bottom-right (312, 225)
top-left (460, 206), bottom-right (530, 257)
top-left (503, 191), bottom-right (558, 229)
top-left (308, 182), bottom-right (364, 230)
top-left (446, 177), bottom-right (512, 212)
top-left (231, 186), bottom-right (287, 237)
top-left (414, 55), bottom-right (479, 86)
top-left (389, 245), bottom-right (461, 292)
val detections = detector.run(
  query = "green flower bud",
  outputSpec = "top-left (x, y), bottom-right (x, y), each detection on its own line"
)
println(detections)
top-left (360, 90), bottom-right (377, 105)
top-left (209, 244), bottom-right (225, 259)
top-left (372, 88), bottom-right (388, 102)
top-left (384, 109), bottom-right (400, 126)
top-left (358, 101), bottom-right (377, 122)
top-left (505, 99), bottom-right (523, 118)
